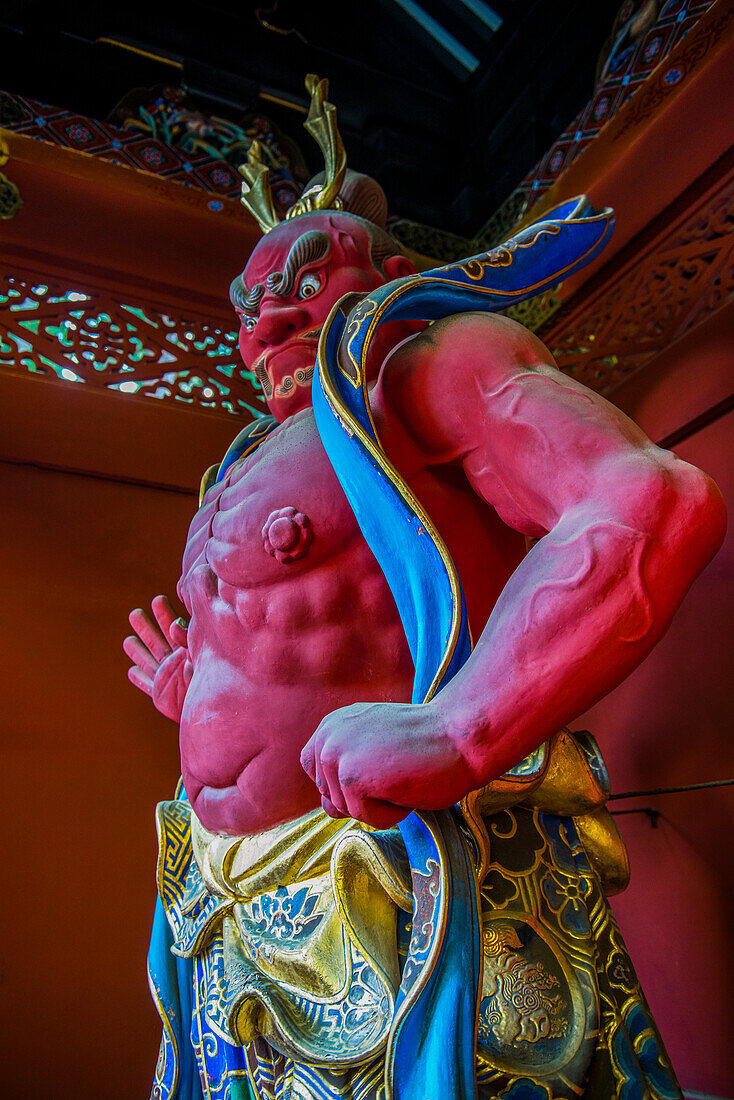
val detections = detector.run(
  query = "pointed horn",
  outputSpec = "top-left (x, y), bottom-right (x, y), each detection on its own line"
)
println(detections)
top-left (286, 75), bottom-right (347, 219)
top-left (239, 141), bottom-right (282, 234)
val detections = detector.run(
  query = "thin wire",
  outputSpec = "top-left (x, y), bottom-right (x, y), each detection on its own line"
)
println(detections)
top-left (609, 778), bottom-right (734, 801)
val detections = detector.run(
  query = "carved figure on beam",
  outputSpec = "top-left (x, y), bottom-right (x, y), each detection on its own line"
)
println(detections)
top-left (125, 76), bottom-right (725, 1100)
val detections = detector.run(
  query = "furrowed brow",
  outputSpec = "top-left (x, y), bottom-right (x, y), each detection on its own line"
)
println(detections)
top-left (229, 275), bottom-right (265, 314)
top-left (266, 231), bottom-right (331, 296)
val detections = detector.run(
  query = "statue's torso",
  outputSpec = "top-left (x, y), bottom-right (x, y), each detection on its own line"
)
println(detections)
top-left (179, 402), bottom-right (525, 835)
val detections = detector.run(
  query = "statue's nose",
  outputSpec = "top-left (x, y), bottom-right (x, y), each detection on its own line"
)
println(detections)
top-left (256, 300), bottom-right (309, 347)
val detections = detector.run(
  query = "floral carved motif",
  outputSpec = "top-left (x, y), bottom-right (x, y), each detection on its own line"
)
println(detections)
top-left (0, 265), bottom-right (267, 417)
top-left (541, 164), bottom-right (734, 392)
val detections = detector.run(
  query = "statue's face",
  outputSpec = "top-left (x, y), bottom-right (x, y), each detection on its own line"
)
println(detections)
top-left (233, 214), bottom-right (402, 421)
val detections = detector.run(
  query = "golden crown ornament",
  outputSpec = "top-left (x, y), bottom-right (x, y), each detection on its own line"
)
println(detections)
top-left (239, 75), bottom-right (347, 234)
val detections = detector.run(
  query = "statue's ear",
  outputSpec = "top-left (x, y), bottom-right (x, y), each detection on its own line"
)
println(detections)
top-left (382, 254), bottom-right (416, 280)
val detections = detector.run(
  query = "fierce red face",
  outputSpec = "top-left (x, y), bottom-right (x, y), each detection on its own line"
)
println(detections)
top-left (231, 213), bottom-right (412, 421)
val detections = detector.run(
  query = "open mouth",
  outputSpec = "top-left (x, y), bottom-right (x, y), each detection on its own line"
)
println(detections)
top-left (252, 330), bottom-right (320, 399)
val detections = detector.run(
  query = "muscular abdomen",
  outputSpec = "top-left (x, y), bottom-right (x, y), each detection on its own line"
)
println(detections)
top-left (177, 412), bottom-right (414, 834)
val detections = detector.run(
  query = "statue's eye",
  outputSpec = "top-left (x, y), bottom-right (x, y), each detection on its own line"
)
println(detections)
top-left (240, 314), bottom-right (256, 332)
top-left (297, 272), bottom-right (322, 299)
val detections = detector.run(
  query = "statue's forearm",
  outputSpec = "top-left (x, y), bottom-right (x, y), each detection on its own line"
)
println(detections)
top-left (301, 450), bottom-right (724, 825)
top-left (433, 460), bottom-right (725, 789)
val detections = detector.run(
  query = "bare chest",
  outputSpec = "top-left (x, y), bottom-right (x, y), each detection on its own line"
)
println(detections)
top-left (180, 409), bottom-right (363, 602)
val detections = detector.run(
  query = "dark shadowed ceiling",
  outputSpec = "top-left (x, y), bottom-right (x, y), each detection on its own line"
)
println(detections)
top-left (2, 0), bottom-right (622, 234)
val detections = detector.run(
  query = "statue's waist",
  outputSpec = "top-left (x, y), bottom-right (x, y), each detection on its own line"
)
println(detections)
top-left (190, 804), bottom-right (366, 901)
top-left (181, 725), bottom-right (630, 929)
top-left (154, 747), bottom-right (630, 1073)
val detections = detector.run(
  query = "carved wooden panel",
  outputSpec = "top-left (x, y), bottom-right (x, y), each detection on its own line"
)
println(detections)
top-left (3, 159), bottom-right (731, 415)
top-left (0, 263), bottom-right (267, 417)
top-left (541, 164), bottom-right (734, 393)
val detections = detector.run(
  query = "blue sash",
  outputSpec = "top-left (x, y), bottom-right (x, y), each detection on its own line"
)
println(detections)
top-left (311, 196), bottom-right (614, 1100)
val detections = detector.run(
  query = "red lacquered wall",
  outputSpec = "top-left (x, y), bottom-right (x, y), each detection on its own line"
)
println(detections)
top-left (0, 372), bottom-right (236, 1098)
top-left (580, 304), bottom-right (734, 1097)
top-left (0, 137), bottom-right (261, 1098)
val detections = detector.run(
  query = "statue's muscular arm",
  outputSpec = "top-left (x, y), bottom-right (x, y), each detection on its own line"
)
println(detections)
top-left (302, 312), bottom-right (726, 826)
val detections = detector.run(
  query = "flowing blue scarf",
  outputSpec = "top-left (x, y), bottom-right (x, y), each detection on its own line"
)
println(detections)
top-left (311, 196), bottom-right (614, 1100)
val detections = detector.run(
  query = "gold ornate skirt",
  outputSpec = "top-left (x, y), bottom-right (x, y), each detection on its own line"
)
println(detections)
top-left (151, 730), bottom-right (682, 1100)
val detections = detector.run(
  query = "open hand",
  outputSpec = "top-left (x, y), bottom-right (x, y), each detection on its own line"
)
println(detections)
top-left (124, 595), bottom-right (192, 722)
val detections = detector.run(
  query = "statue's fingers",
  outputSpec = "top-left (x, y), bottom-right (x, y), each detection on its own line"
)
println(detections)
top-left (347, 794), bottom-right (409, 830)
top-left (309, 746), bottom-right (348, 817)
top-left (128, 665), bottom-right (154, 697)
top-left (152, 595), bottom-right (179, 647)
top-left (123, 635), bottom-right (158, 678)
top-left (321, 795), bottom-right (348, 820)
top-left (129, 607), bottom-right (172, 662)
top-left (169, 617), bottom-right (188, 649)
top-left (318, 754), bottom-right (350, 817)
top-left (311, 753), bottom-right (328, 801)
top-left (300, 739), bottom-right (317, 780)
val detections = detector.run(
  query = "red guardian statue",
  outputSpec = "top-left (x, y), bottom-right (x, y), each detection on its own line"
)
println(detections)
top-left (126, 76), bottom-right (724, 1100)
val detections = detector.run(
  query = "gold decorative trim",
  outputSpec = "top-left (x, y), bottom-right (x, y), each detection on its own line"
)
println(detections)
top-left (383, 812), bottom-right (452, 1100)
top-left (573, 807), bottom-right (631, 897)
top-left (147, 969), bottom-right (180, 1099)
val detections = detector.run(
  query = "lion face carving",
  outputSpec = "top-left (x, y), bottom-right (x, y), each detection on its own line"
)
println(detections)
top-left (478, 924), bottom-right (568, 1048)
